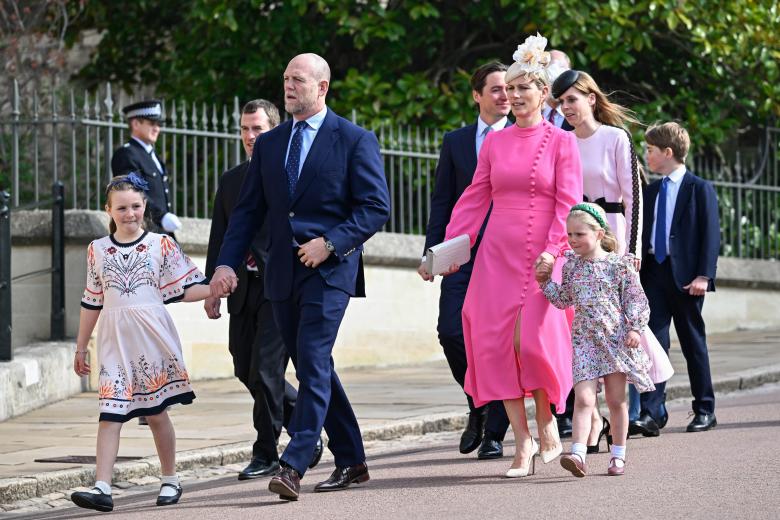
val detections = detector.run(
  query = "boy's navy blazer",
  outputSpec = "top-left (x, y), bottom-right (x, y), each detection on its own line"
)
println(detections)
top-left (216, 108), bottom-right (390, 301)
top-left (640, 170), bottom-right (720, 292)
top-left (423, 120), bottom-right (512, 252)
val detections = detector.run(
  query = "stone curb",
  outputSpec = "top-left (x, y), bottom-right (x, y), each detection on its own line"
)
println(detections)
top-left (3, 366), bottom-right (779, 505)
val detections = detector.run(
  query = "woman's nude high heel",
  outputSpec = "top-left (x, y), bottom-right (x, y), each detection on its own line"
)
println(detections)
top-left (540, 416), bottom-right (563, 463)
top-left (505, 438), bottom-right (539, 478)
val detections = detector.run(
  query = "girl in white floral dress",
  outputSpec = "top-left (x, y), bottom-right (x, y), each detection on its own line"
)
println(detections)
top-left (537, 203), bottom-right (654, 478)
top-left (71, 173), bottom-right (211, 513)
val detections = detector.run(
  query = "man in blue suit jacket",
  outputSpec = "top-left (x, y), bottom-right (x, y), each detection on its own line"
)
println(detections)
top-left (210, 53), bottom-right (390, 501)
top-left (632, 122), bottom-right (720, 437)
top-left (418, 62), bottom-right (511, 459)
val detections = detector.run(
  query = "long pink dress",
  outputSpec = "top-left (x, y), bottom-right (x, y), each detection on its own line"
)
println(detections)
top-left (445, 120), bottom-right (583, 412)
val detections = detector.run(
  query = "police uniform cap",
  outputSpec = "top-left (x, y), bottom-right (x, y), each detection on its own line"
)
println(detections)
top-left (122, 100), bottom-right (163, 121)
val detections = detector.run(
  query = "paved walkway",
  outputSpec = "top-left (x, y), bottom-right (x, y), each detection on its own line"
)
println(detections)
top-left (1, 328), bottom-right (779, 499)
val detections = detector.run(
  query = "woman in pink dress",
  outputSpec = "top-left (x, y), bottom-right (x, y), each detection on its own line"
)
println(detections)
top-left (444, 33), bottom-right (583, 477)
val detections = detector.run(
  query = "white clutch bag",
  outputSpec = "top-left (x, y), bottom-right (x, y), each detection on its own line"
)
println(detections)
top-left (426, 234), bottom-right (471, 276)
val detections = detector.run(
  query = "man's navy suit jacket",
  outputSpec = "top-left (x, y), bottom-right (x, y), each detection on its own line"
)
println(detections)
top-left (216, 108), bottom-right (390, 301)
top-left (640, 170), bottom-right (720, 292)
top-left (423, 120), bottom-right (512, 253)
top-left (111, 139), bottom-right (171, 230)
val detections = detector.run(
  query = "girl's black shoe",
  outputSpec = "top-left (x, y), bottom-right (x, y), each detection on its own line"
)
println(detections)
top-left (71, 488), bottom-right (114, 512)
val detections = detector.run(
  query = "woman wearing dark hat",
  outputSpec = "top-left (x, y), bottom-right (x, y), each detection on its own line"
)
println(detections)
top-left (443, 33), bottom-right (582, 477)
top-left (551, 70), bottom-right (645, 463)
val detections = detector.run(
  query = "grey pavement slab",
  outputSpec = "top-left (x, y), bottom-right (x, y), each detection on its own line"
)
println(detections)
top-left (0, 327), bottom-right (779, 504)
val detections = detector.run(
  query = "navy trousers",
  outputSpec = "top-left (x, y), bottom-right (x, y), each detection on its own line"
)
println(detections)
top-left (640, 258), bottom-right (715, 418)
top-left (273, 260), bottom-right (365, 475)
top-left (439, 259), bottom-right (510, 439)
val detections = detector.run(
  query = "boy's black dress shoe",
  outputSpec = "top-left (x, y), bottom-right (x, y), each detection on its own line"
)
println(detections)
top-left (238, 457), bottom-right (280, 480)
top-left (268, 466), bottom-right (301, 501)
top-left (156, 483), bottom-right (183, 506)
top-left (477, 432), bottom-right (503, 459)
top-left (71, 489), bottom-right (114, 512)
top-left (459, 408), bottom-right (487, 454)
top-left (629, 412), bottom-right (660, 437)
top-left (313, 463), bottom-right (370, 492)
top-left (686, 413), bottom-right (717, 432)
top-left (309, 437), bottom-right (324, 469)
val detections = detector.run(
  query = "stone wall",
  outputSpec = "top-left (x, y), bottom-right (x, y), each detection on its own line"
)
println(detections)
top-left (8, 210), bottom-right (780, 381)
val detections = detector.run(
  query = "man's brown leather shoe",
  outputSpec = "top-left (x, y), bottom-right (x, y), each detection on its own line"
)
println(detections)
top-left (268, 466), bottom-right (300, 501)
top-left (313, 463), bottom-right (370, 492)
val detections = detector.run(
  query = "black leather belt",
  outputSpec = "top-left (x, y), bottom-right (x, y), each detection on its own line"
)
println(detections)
top-left (584, 196), bottom-right (625, 214)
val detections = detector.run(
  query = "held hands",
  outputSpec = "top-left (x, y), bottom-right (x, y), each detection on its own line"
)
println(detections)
top-left (210, 266), bottom-right (238, 298)
top-left (204, 296), bottom-right (222, 319)
top-left (683, 276), bottom-right (709, 296)
top-left (625, 330), bottom-right (641, 349)
top-left (73, 351), bottom-right (90, 376)
top-left (298, 237), bottom-right (331, 269)
top-left (533, 252), bottom-right (554, 283)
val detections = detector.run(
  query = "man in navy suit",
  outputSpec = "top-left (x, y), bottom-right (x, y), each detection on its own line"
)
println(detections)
top-left (210, 53), bottom-right (390, 501)
top-left (204, 99), bottom-right (322, 480)
top-left (542, 50), bottom-right (575, 132)
top-left (632, 122), bottom-right (720, 436)
top-left (418, 62), bottom-right (511, 459)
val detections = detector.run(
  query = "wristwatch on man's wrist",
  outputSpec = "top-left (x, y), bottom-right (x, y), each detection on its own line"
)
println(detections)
top-left (323, 237), bottom-right (336, 253)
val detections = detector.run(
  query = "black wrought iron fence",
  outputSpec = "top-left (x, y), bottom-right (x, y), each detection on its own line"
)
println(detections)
top-left (1, 79), bottom-right (779, 260)
top-left (0, 182), bottom-right (65, 361)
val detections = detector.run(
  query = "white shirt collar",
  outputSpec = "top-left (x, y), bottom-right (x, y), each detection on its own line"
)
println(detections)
top-left (666, 164), bottom-right (687, 183)
top-left (477, 115), bottom-right (507, 136)
top-left (293, 106), bottom-right (328, 130)
top-left (131, 136), bottom-right (153, 153)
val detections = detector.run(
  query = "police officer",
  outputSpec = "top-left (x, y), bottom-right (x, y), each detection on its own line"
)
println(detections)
top-left (112, 100), bottom-right (181, 234)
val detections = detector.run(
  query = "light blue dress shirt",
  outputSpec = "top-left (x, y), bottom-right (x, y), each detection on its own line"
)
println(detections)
top-left (542, 104), bottom-right (565, 128)
top-left (284, 106), bottom-right (328, 179)
top-left (649, 165), bottom-right (687, 254)
top-left (475, 116), bottom-right (508, 157)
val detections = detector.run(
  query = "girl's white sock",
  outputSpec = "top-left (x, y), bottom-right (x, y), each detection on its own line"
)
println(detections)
top-left (611, 444), bottom-right (626, 467)
top-left (91, 480), bottom-right (111, 495)
top-left (571, 442), bottom-right (587, 462)
top-left (159, 475), bottom-right (180, 497)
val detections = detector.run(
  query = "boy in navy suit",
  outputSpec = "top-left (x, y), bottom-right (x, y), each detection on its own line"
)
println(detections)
top-left (632, 122), bottom-right (720, 436)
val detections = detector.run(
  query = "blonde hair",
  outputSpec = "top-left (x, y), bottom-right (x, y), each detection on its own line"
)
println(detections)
top-left (568, 203), bottom-right (618, 253)
top-left (645, 121), bottom-right (690, 163)
top-left (105, 175), bottom-right (149, 234)
top-left (569, 72), bottom-right (639, 128)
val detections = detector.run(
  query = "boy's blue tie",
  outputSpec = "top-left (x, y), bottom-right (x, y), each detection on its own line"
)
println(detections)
top-left (286, 121), bottom-right (307, 197)
top-left (654, 177), bottom-right (669, 263)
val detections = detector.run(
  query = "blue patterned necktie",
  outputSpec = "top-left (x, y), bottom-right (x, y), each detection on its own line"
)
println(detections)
top-left (286, 121), bottom-right (307, 197)
top-left (654, 177), bottom-right (669, 263)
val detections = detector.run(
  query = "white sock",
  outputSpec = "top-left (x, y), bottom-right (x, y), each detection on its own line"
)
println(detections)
top-left (611, 445), bottom-right (626, 467)
top-left (571, 442), bottom-right (587, 462)
top-left (91, 481), bottom-right (111, 495)
top-left (159, 475), bottom-right (180, 497)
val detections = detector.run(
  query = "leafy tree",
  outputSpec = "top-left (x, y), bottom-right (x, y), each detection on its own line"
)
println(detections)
top-left (67, 0), bottom-right (779, 147)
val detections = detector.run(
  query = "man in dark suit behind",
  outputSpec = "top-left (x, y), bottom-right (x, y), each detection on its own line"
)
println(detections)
top-left (210, 53), bottom-right (390, 501)
top-left (633, 122), bottom-right (720, 437)
top-left (111, 100), bottom-right (181, 235)
top-left (204, 99), bottom-right (322, 480)
top-left (418, 62), bottom-right (511, 459)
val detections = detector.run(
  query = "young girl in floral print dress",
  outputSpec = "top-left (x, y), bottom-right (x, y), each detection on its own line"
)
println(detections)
top-left (71, 173), bottom-right (211, 513)
top-left (537, 203), bottom-right (658, 478)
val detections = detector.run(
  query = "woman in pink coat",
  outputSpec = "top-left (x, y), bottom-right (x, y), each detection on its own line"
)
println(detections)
top-left (444, 33), bottom-right (583, 477)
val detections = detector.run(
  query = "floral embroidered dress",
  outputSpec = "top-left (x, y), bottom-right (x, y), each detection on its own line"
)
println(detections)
top-left (542, 251), bottom-right (655, 392)
top-left (81, 231), bottom-right (204, 422)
